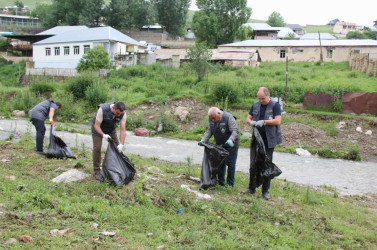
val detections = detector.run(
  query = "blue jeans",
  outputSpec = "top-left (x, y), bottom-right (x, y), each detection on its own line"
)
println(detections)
top-left (218, 147), bottom-right (238, 186)
top-left (31, 118), bottom-right (46, 152)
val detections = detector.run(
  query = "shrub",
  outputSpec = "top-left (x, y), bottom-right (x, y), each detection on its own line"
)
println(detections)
top-left (126, 113), bottom-right (145, 130)
top-left (159, 112), bottom-right (179, 133)
top-left (107, 78), bottom-right (127, 89)
top-left (12, 91), bottom-right (40, 113)
top-left (212, 83), bottom-right (238, 105)
top-left (55, 93), bottom-right (85, 121)
top-left (30, 82), bottom-right (56, 95)
top-left (66, 71), bottom-right (96, 99)
top-left (85, 81), bottom-right (109, 108)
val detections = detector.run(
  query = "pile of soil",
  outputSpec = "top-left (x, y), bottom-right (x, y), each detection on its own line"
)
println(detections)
top-left (128, 98), bottom-right (377, 162)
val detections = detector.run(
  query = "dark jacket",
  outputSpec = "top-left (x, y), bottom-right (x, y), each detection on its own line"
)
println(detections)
top-left (30, 100), bottom-right (54, 121)
top-left (91, 102), bottom-right (125, 135)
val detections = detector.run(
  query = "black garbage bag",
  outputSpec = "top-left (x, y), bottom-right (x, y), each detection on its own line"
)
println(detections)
top-left (251, 128), bottom-right (282, 187)
top-left (198, 142), bottom-right (229, 189)
top-left (46, 126), bottom-right (76, 159)
top-left (101, 139), bottom-right (136, 186)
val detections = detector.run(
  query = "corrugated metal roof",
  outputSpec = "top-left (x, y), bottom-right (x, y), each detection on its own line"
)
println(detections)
top-left (300, 33), bottom-right (336, 40)
top-left (37, 26), bottom-right (88, 35)
top-left (34, 26), bottom-right (143, 47)
top-left (277, 27), bottom-right (299, 38)
top-left (219, 39), bottom-right (377, 47)
top-left (243, 23), bottom-right (280, 31)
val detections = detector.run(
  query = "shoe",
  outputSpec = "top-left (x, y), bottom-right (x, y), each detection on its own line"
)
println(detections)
top-left (242, 189), bottom-right (255, 194)
top-left (36, 151), bottom-right (46, 155)
top-left (262, 192), bottom-right (270, 200)
top-left (94, 172), bottom-right (102, 181)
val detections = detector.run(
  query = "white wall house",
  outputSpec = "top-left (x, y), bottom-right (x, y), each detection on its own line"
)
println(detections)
top-left (32, 26), bottom-right (144, 69)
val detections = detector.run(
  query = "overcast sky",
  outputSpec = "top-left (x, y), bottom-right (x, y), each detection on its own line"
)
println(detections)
top-left (190, 0), bottom-right (376, 27)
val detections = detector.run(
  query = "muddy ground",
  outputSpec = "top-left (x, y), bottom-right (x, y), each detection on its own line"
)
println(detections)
top-left (128, 98), bottom-right (377, 162)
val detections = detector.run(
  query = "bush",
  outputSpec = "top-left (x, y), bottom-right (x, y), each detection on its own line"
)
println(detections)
top-left (159, 112), bottom-right (179, 133)
top-left (12, 91), bottom-right (40, 113)
top-left (126, 113), bottom-right (145, 130)
top-left (55, 93), bottom-right (85, 121)
top-left (66, 71), bottom-right (96, 99)
top-left (212, 83), bottom-right (238, 105)
top-left (85, 81), bottom-right (109, 108)
top-left (30, 82), bottom-right (56, 95)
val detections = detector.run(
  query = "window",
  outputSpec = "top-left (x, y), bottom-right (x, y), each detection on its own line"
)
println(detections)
top-left (327, 49), bottom-right (333, 59)
top-left (64, 46), bottom-right (70, 55)
top-left (54, 47), bottom-right (60, 56)
top-left (45, 47), bottom-right (51, 56)
top-left (84, 45), bottom-right (90, 53)
top-left (353, 49), bottom-right (360, 54)
top-left (74, 46), bottom-right (80, 55)
top-left (280, 49), bottom-right (286, 58)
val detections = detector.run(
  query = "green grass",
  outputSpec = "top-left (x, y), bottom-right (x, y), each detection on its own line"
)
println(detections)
top-left (0, 135), bottom-right (376, 248)
top-left (303, 25), bottom-right (334, 34)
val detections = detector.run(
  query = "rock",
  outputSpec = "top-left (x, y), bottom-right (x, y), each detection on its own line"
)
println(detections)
top-left (174, 106), bottom-right (190, 122)
top-left (50, 228), bottom-right (76, 236)
top-left (365, 130), bottom-right (372, 136)
top-left (99, 231), bottom-right (116, 237)
top-left (9, 176), bottom-right (16, 181)
top-left (19, 235), bottom-right (33, 243)
top-left (92, 223), bottom-right (99, 229)
top-left (356, 127), bottom-right (363, 133)
top-left (336, 121), bottom-right (346, 129)
top-left (141, 106), bottom-right (147, 110)
top-left (181, 184), bottom-right (211, 199)
top-left (12, 110), bottom-right (25, 117)
top-left (242, 132), bottom-right (252, 138)
top-left (360, 113), bottom-right (367, 116)
top-left (164, 111), bottom-right (171, 116)
top-left (148, 116), bottom-right (154, 120)
top-left (157, 123), bottom-right (163, 132)
top-left (134, 128), bottom-right (149, 136)
top-left (147, 233), bottom-right (153, 236)
top-left (4, 238), bottom-right (17, 245)
top-left (156, 246), bottom-right (165, 250)
top-left (295, 148), bottom-right (311, 157)
top-left (51, 169), bottom-right (90, 183)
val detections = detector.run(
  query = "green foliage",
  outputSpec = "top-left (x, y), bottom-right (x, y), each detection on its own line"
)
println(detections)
top-left (212, 83), bottom-right (238, 105)
top-left (346, 31), bottom-right (367, 39)
top-left (158, 111), bottom-right (179, 133)
top-left (76, 46), bottom-right (111, 73)
top-left (85, 80), bottom-right (109, 108)
top-left (185, 43), bottom-right (212, 81)
top-left (12, 90), bottom-right (40, 113)
top-left (66, 71), bottom-right (96, 99)
top-left (126, 112), bottom-right (145, 130)
top-left (78, 0), bottom-right (104, 27)
top-left (29, 81), bottom-right (56, 95)
top-left (55, 93), bottom-right (85, 120)
top-left (192, 0), bottom-right (251, 47)
top-left (0, 60), bottom-right (25, 87)
top-left (0, 38), bottom-right (10, 52)
top-left (267, 11), bottom-right (285, 27)
top-left (154, 0), bottom-right (190, 37)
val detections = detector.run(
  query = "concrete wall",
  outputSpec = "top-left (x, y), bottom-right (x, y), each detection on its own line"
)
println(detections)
top-left (220, 45), bottom-right (377, 62)
top-left (138, 53), bottom-right (156, 65)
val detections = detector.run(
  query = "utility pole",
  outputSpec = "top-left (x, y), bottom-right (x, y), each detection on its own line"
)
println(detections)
top-left (285, 56), bottom-right (288, 107)
top-left (318, 32), bottom-right (323, 62)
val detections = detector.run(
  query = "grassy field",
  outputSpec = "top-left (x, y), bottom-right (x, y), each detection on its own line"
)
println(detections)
top-left (303, 25), bottom-right (334, 34)
top-left (0, 134), bottom-right (376, 248)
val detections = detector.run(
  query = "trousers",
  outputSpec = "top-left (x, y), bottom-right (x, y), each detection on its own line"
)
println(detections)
top-left (31, 118), bottom-right (46, 152)
top-left (92, 133), bottom-right (119, 174)
top-left (218, 147), bottom-right (238, 186)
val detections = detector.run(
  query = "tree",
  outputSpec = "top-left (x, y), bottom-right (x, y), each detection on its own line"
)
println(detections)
top-left (79, 0), bottom-right (104, 27)
top-left (283, 32), bottom-right (298, 40)
top-left (346, 31), bottom-right (366, 39)
top-left (31, 4), bottom-right (57, 28)
top-left (267, 11), bottom-right (285, 27)
top-left (76, 46), bottom-right (111, 73)
top-left (237, 26), bottom-right (253, 41)
top-left (153, 0), bottom-right (190, 37)
top-left (15, 1), bottom-right (24, 9)
top-left (185, 43), bottom-right (212, 81)
top-left (192, 0), bottom-right (251, 47)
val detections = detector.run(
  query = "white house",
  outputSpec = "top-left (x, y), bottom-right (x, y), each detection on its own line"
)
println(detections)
top-left (33, 26), bottom-right (145, 69)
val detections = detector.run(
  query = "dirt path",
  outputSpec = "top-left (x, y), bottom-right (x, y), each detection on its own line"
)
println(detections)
top-left (1, 119), bottom-right (376, 196)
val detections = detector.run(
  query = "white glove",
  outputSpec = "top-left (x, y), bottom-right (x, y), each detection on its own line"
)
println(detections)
top-left (103, 134), bottom-right (110, 140)
top-left (117, 144), bottom-right (124, 152)
top-left (256, 120), bottom-right (265, 127)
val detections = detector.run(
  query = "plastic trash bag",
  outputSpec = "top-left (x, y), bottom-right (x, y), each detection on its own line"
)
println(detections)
top-left (101, 139), bottom-right (136, 186)
top-left (46, 126), bottom-right (76, 159)
top-left (198, 142), bottom-right (229, 189)
top-left (251, 128), bottom-right (282, 187)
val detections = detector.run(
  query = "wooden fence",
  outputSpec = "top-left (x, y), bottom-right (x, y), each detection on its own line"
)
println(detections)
top-left (349, 52), bottom-right (377, 77)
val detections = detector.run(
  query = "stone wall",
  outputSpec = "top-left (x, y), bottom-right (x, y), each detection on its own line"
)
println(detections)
top-left (0, 25), bottom-right (43, 35)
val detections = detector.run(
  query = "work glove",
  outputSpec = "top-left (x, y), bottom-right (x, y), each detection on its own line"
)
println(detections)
top-left (103, 134), bottom-right (110, 140)
top-left (117, 144), bottom-right (124, 152)
top-left (250, 121), bottom-right (257, 127)
top-left (255, 120), bottom-right (265, 127)
top-left (225, 139), bottom-right (234, 148)
top-left (49, 119), bottom-right (54, 125)
top-left (198, 140), bottom-right (205, 146)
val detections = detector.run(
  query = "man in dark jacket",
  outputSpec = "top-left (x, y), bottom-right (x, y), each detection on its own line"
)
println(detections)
top-left (30, 100), bottom-right (61, 154)
top-left (201, 107), bottom-right (239, 187)
top-left (243, 87), bottom-right (282, 199)
top-left (91, 102), bottom-right (126, 181)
